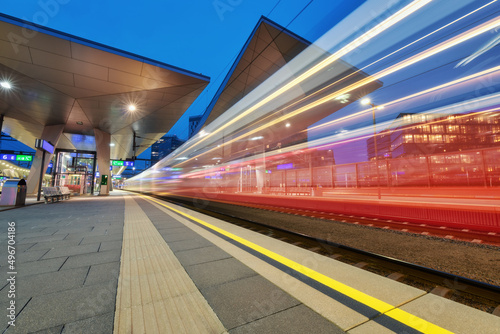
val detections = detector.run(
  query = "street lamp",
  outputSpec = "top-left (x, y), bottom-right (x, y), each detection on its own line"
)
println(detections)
top-left (361, 98), bottom-right (384, 199)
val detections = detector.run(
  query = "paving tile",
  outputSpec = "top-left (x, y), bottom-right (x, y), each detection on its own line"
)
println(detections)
top-left (176, 245), bottom-right (232, 267)
top-left (16, 233), bottom-right (68, 245)
top-left (229, 304), bottom-right (345, 334)
top-left (26, 325), bottom-right (64, 334)
top-left (61, 312), bottom-right (114, 334)
top-left (13, 229), bottom-right (60, 240)
top-left (98, 240), bottom-right (122, 252)
top-left (61, 250), bottom-right (121, 270)
top-left (154, 226), bottom-right (190, 235)
top-left (10, 267), bottom-right (88, 299)
top-left (167, 236), bottom-right (214, 252)
top-left (202, 275), bottom-right (299, 329)
top-left (15, 243), bottom-right (36, 252)
top-left (160, 230), bottom-right (201, 242)
top-left (80, 234), bottom-right (123, 245)
top-left (41, 243), bottom-right (100, 260)
top-left (153, 221), bottom-right (186, 230)
top-left (85, 262), bottom-right (120, 286)
top-left (15, 257), bottom-right (67, 277)
top-left (16, 249), bottom-right (49, 264)
top-left (185, 258), bottom-right (257, 290)
top-left (29, 239), bottom-right (83, 251)
top-left (0, 297), bottom-right (31, 333)
top-left (7, 282), bottom-right (117, 333)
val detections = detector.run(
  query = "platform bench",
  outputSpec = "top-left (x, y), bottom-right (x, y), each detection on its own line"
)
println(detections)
top-left (57, 186), bottom-right (71, 200)
top-left (42, 187), bottom-right (64, 204)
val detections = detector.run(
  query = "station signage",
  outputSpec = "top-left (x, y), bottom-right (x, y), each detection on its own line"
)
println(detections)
top-left (111, 160), bottom-right (134, 167)
top-left (1, 154), bottom-right (33, 161)
top-left (16, 155), bottom-right (33, 161)
top-left (1, 154), bottom-right (16, 161)
top-left (35, 139), bottom-right (54, 154)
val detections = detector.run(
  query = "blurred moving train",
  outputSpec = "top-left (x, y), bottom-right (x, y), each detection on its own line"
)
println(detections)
top-left (126, 0), bottom-right (500, 233)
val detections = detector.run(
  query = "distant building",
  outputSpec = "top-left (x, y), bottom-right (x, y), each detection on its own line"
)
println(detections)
top-left (367, 112), bottom-right (500, 160)
top-left (188, 115), bottom-right (203, 139)
top-left (151, 135), bottom-right (185, 163)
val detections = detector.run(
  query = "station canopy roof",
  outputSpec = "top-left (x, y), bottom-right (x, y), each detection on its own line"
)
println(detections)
top-left (186, 16), bottom-right (382, 165)
top-left (0, 13), bottom-right (209, 160)
top-left (196, 16), bottom-right (312, 131)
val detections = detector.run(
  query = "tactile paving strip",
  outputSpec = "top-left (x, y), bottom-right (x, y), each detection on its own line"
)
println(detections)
top-left (113, 196), bottom-right (226, 333)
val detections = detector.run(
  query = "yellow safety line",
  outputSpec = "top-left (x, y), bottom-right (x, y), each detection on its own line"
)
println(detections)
top-left (141, 194), bottom-right (454, 334)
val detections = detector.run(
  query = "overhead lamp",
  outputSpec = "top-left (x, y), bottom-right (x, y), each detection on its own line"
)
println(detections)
top-left (110, 143), bottom-right (115, 147)
top-left (285, 123), bottom-right (291, 128)
top-left (361, 98), bottom-right (384, 110)
top-left (361, 97), bottom-right (371, 105)
top-left (335, 94), bottom-right (350, 103)
top-left (0, 81), bottom-right (12, 89)
top-left (128, 104), bottom-right (136, 112)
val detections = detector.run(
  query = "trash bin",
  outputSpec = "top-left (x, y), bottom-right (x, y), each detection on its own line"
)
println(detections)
top-left (0, 179), bottom-right (27, 206)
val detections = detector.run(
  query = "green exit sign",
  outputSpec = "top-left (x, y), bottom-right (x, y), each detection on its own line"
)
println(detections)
top-left (112, 160), bottom-right (124, 166)
top-left (16, 155), bottom-right (33, 161)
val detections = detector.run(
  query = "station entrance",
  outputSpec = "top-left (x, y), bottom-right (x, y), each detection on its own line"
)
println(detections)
top-left (52, 149), bottom-right (97, 195)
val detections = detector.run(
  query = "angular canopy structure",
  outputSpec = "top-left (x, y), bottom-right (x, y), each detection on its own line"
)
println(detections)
top-left (0, 13), bottom-right (209, 160)
top-left (194, 16), bottom-right (311, 132)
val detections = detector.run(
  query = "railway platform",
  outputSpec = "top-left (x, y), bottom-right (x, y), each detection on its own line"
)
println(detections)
top-left (0, 190), bottom-right (499, 333)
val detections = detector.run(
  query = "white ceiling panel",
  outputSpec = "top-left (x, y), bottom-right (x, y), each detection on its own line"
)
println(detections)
top-left (0, 15), bottom-right (209, 160)
top-left (70, 42), bottom-right (143, 75)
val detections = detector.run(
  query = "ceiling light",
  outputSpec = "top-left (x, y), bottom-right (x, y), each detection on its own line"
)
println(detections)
top-left (285, 123), bottom-right (291, 128)
top-left (335, 94), bottom-right (350, 103)
top-left (361, 98), bottom-right (371, 105)
top-left (0, 81), bottom-right (12, 89)
top-left (110, 143), bottom-right (115, 147)
top-left (128, 105), bottom-right (136, 112)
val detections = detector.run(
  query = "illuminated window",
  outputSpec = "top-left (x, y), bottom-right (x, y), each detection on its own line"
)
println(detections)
top-left (414, 134), bottom-right (428, 143)
top-left (447, 125), bottom-right (460, 133)
top-left (421, 125), bottom-right (430, 133)
top-left (444, 135), bottom-right (458, 143)
top-left (461, 155), bottom-right (471, 164)
top-left (432, 125), bottom-right (444, 133)
top-left (429, 134), bottom-right (442, 143)
top-left (404, 134), bottom-right (413, 143)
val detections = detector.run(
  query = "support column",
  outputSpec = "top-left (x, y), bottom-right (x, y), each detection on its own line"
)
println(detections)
top-left (26, 124), bottom-right (64, 194)
top-left (94, 128), bottom-right (111, 196)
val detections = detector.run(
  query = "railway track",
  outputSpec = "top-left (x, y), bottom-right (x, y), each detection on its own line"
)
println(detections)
top-left (148, 193), bottom-right (500, 315)
top-left (241, 203), bottom-right (500, 246)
